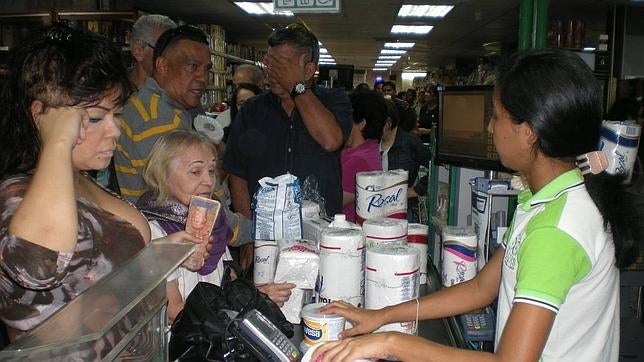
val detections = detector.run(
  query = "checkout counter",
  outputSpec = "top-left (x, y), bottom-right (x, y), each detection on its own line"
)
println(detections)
top-left (0, 242), bottom-right (470, 361)
top-left (290, 260), bottom-right (471, 352)
top-left (0, 242), bottom-right (194, 361)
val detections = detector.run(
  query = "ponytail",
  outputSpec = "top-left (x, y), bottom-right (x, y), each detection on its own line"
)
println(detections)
top-left (585, 173), bottom-right (643, 268)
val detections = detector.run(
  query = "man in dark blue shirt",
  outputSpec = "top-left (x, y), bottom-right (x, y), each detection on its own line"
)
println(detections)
top-left (223, 24), bottom-right (352, 234)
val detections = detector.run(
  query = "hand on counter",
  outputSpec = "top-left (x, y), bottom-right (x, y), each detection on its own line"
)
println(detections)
top-left (312, 332), bottom-right (395, 362)
top-left (318, 301), bottom-right (384, 338)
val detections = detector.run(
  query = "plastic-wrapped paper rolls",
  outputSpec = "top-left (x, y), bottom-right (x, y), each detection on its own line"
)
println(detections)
top-left (318, 228), bottom-right (366, 307)
top-left (301, 200), bottom-right (321, 220)
top-left (365, 245), bottom-right (420, 335)
top-left (253, 240), bottom-right (279, 285)
top-left (362, 217), bottom-right (408, 249)
top-left (274, 240), bottom-right (319, 289)
top-left (355, 170), bottom-right (408, 224)
top-left (441, 226), bottom-right (477, 287)
top-left (599, 121), bottom-right (641, 184)
top-left (407, 223), bottom-right (429, 285)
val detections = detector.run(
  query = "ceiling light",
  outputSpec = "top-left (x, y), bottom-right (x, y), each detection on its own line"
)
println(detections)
top-left (384, 42), bottom-right (415, 49)
top-left (583, 47), bottom-right (596, 51)
top-left (376, 60), bottom-right (396, 64)
top-left (320, 48), bottom-right (329, 54)
top-left (378, 55), bottom-right (401, 60)
top-left (380, 49), bottom-right (407, 55)
top-left (234, 2), bottom-right (294, 16)
top-left (375, 63), bottom-right (394, 67)
top-left (402, 72), bottom-right (427, 81)
top-left (319, 54), bottom-right (333, 58)
top-left (391, 25), bottom-right (433, 35)
top-left (373, 68), bottom-right (388, 71)
top-left (398, 5), bottom-right (454, 18)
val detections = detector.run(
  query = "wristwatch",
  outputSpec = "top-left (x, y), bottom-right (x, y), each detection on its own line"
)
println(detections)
top-left (290, 82), bottom-right (308, 98)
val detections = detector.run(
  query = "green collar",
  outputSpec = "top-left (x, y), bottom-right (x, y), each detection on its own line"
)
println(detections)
top-left (518, 168), bottom-right (585, 211)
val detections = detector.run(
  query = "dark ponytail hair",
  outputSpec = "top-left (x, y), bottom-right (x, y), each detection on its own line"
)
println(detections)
top-left (496, 49), bottom-right (642, 268)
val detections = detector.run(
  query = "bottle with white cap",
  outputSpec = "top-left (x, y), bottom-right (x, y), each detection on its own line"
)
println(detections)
top-left (327, 214), bottom-right (360, 229)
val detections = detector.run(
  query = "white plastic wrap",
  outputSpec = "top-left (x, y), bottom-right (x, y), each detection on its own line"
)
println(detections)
top-left (318, 228), bottom-right (365, 307)
top-left (365, 245), bottom-right (419, 334)
top-left (355, 170), bottom-right (408, 224)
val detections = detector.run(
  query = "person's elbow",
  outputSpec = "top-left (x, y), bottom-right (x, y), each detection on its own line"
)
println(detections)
top-left (320, 128), bottom-right (345, 151)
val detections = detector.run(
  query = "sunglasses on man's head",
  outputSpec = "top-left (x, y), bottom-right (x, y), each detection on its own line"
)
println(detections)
top-left (153, 25), bottom-right (208, 60)
top-left (282, 23), bottom-right (319, 64)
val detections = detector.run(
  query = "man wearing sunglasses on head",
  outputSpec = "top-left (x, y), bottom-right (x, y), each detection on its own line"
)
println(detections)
top-left (115, 25), bottom-right (212, 202)
top-left (224, 24), bottom-right (353, 267)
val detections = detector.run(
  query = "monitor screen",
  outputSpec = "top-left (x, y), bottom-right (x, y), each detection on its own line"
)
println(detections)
top-left (437, 85), bottom-right (510, 172)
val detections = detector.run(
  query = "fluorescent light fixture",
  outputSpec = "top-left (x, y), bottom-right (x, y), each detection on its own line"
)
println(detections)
top-left (384, 42), bottom-right (415, 49)
top-left (234, 2), bottom-right (294, 16)
top-left (373, 68), bottom-right (388, 71)
top-left (402, 72), bottom-right (427, 81)
top-left (320, 48), bottom-right (329, 54)
top-left (391, 25), bottom-right (433, 35)
top-left (375, 63), bottom-right (393, 67)
top-left (376, 60), bottom-right (396, 64)
top-left (583, 47), bottom-right (596, 51)
top-left (398, 5), bottom-right (454, 18)
top-left (319, 54), bottom-right (334, 58)
top-left (380, 49), bottom-right (407, 55)
top-left (378, 55), bottom-right (401, 60)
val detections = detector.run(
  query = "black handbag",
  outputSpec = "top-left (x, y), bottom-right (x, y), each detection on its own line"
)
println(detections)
top-left (168, 262), bottom-right (293, 361)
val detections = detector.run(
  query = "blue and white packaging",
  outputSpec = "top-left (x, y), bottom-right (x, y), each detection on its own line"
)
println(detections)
top-left (599, 121), bottom-right (641, 184)
top-left (252, 173), bottom-right (302, 240)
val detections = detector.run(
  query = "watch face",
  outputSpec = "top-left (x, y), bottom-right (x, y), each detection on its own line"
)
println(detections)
top-left (295, 83), bottom-right (306, 93)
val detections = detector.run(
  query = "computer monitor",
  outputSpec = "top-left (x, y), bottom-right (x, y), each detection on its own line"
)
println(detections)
top-left (436, 85), bottom-right (509, 172)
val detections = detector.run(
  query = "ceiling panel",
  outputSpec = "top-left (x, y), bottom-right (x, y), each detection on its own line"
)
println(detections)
top-left (133, 0), bottom-right (626, 71)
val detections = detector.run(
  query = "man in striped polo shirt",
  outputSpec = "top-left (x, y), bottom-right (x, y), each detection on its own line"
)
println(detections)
top-left (115, 25), bottom-right (211, 202)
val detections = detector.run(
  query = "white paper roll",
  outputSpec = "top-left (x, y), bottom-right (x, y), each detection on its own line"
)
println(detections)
top-left (274, 241), bottom-right (319, 289)
top-left (253, 240), bottom-right (279, 284)
top-left (365, 245), bottom-right (420, 334)
top-left (362, 217), bottom-right (408, 248)
top-left (441, 226), bottom-right (477, 287)
top-left (408, 223), bottom-right (429, 284)
top-left (599, 121), bottom-right (641, 183)
top-left (355, 170), bottom-right (408, 224)
top-left (318, 228), bottom-right (366, 307)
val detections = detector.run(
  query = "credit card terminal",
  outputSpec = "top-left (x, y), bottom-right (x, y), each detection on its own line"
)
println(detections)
top-left (459, 307), bottom-right (495, 342)
top-left (236, 309), bottom-right (301, 362)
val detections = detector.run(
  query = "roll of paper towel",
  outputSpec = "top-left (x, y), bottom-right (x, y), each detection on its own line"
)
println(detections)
top-left (253, 240), bottom-right (279, 285)
top-left (441, 226), bottom-right (477, 287)
top-left (318, 227), bottom-right (366, 307)
top-left (407, 223), bottom-right (429, 284)
top-left (362, 217), bottom-right (408, 249)
top-left (365, 245), bottom-right (420, 334)
top-left (355, 170), bottom-right (408, 224)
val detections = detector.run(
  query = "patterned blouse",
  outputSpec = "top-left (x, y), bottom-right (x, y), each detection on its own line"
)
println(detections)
top-left (0, 173), bottom-right (146, 334)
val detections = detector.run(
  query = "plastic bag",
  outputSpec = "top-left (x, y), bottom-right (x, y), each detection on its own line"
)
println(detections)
top-left (169, 262), bottom-right (293, 361)
top-left (301, 175), bottom-right (327, 218)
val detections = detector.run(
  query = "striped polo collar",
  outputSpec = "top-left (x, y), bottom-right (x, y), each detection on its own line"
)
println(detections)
top-left (519, 168), bottom-right (585, 211)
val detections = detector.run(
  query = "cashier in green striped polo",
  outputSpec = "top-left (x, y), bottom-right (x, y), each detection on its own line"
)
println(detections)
top-left (497, 168), bottom-right (619, 361)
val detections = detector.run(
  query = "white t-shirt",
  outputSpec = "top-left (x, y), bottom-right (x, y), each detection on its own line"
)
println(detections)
top-left (150, 219), bottom-right (232, 301)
